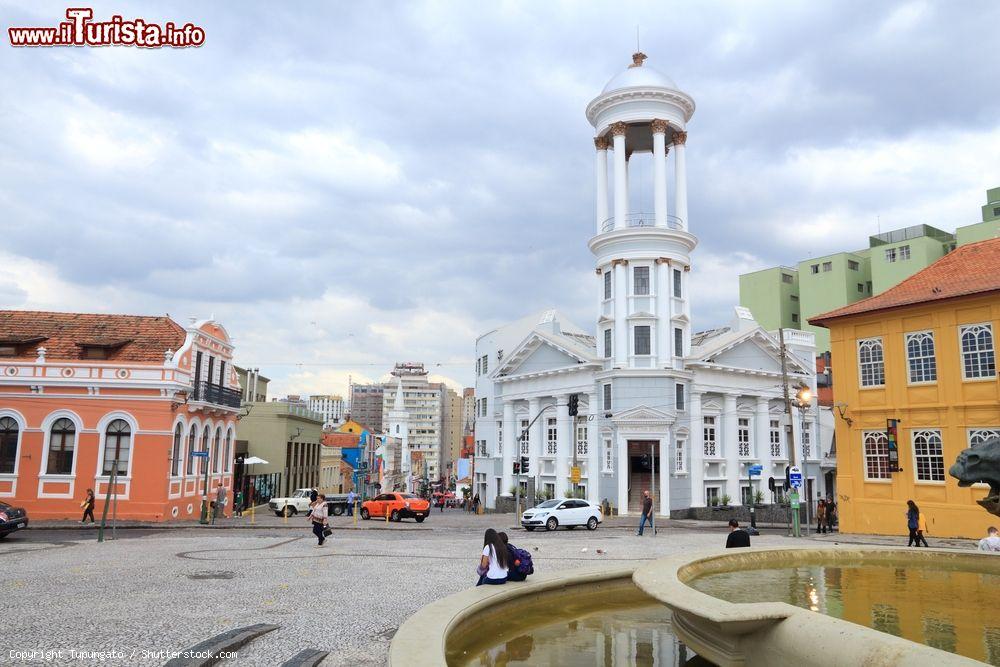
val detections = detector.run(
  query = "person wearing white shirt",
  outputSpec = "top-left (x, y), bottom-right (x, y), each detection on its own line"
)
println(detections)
top-left (476, 528), bottom-right (509, 586)
top-left (310, 495), bottom-right (330, 547)
top-left (977, 526), bottom-right (1000, 553)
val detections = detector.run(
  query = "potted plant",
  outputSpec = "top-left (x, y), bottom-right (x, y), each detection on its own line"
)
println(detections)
top-left (754, 490), bottom-right (765, 506)
top-left (720, 494), bottom-right (732, 508)
top-left (709, 496), bottom-right (720, 508)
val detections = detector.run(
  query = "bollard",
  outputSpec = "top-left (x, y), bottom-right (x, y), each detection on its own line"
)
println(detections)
top-left (283, 503), bottom-right (288, 525)
top-left (353, 501), bottom-right (358, 527)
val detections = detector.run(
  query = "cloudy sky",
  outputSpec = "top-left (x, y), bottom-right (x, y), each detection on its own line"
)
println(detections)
top-left (2, 1), bottom-right (998, 397)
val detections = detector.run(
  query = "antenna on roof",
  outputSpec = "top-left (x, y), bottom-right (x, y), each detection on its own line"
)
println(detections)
top-left (636, 25), bottom-right (640, 53)
top-left (877, 215), bottom-right (881, 235)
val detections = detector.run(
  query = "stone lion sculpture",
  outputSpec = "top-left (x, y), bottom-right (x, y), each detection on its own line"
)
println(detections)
top-left (949, 438), bottom-right (1000, 518)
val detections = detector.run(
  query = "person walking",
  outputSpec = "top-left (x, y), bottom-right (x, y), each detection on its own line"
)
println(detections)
top-left (977, 526), bottom-right (1000, 553)
top-left (726, 519), bottom-right (751, 548)
top-left (79, 489), bottom-right (95, 525)
top-left (816, 499), bottom-right (827, 534)
top-left (234, 489), bottom-right (244, 517)
top-left (637, 490), bottom-right (654, 536)
top-left (214, 482), bottom-right (228, 521)
top-left (473, 494), bottom-right (481, 515)
top-left (906, 500), bottom-right (929, 547)
top-left (476, 528), bottom-right (509, 586)
top-left (310, 494), bottom-right (330, 547)
top-left (347, 489), bottom-right (356, 516)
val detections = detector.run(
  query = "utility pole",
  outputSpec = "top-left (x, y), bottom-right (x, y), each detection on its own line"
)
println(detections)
top-left (779, 328), bottom-right (801, 538)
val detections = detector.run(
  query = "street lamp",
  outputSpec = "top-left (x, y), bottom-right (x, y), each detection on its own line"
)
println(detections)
top-left (795, 383), bottom-right (812, 535)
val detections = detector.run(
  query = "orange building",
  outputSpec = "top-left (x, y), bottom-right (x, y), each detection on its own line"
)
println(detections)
top-left (0, 311), bottom-right (242, 521)
top-left (811, 239), bottom-right (1000, 538)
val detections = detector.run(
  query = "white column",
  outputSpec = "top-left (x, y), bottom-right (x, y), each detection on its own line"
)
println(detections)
top-left (555, 395), bottom-right (570, 498)
top-left (658, 433), bottom-right (670, 516)
top-left (652, 120), bottom-right (668, 228)
top-left (587, 391), bottom-right (600, 505)
top-left (613, 260), bottom-right (628, 367)
top-left (689, 390), bottom-right (704, 507)
top-left (595, 137), bottom-right (609, 234)
top-left (502, 400), bottom-right (515, 495)
top-left (656, 259), bottom-right (672, 367)
top-left (616, 432), bottom-right (628, 514)
top-left (611, 122), bottom-right (628, 230)
top-left (723, 393), bottom-right (740, 502)
top-left (755, 397), bottom-right (771, 504)
top-left (528, 397), bottom-right (542, 489)
top-left (673, 131), bottom-right (688, 230)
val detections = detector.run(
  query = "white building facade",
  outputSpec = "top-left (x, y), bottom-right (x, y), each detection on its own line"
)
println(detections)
top-left (474, 54), bottom-right (823, 515)
top-left (308, 394), bottom-right (346, 428)
top-left (381, 363), bottom-right (444, 483)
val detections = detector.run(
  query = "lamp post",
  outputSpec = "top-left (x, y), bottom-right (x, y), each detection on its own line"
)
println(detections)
top-left (796, 385), bottom-right (812, 537)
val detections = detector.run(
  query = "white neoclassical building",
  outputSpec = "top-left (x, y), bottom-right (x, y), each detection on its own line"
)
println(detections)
top-left (474, 53), bottom-right (822, 516)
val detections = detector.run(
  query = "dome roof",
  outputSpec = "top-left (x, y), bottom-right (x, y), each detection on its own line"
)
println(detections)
top-left (601, 53), bottom-right (677, 94)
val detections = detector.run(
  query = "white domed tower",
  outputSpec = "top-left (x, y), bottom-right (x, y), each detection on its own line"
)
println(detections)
top-left (587, 52), bottom-right (696, 371)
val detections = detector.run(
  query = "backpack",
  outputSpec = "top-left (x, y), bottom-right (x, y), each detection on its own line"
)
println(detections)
top-left (510, 546), bottom-right (534, 576)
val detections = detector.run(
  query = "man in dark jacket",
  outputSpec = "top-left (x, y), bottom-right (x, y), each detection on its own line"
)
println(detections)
top-left (637, 490), bottom-right (655, 536)
top-left (726, 519), bottom-right (751, 548)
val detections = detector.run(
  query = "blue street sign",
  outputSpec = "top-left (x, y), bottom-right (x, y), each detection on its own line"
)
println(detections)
top-left (789, 465), bottom-right (803, 489)
top-left (748, 465), bottom-right (764, 476)
top-left (190, 451), bottom-right (209, 458)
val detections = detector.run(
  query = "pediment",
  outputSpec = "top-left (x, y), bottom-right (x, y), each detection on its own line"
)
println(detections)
top-left (494, 331), bottom-right (595, 379)
top-left (702, 399), bottom-right (723, 412)
top-left (700, 330), bottom-right (812, 376)
top-left (612, 404), bottom-right (674, 424)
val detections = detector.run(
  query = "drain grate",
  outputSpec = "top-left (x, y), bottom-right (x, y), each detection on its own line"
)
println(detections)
top-left (186, 570), bottom-right (237, 580)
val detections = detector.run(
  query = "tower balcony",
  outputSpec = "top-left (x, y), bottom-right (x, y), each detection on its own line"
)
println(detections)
top-left (600, 212), bottom-right (684, 233)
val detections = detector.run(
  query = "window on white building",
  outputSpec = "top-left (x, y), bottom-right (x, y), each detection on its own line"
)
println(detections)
top-left (706, 486), bottom-right (720, 505)
top-left (603, 383), bottom-right (611, 411)
top-left (604, 270), bottom-right (611, 299)
top-left (810, 264), bottom-right (819, 274)
top-left (675, 440), bottom-right (686, 473)
top-left (848, 260), bottom-right (860, 271)
top-left (740, 485), bottom-right (753, 506)
top-left (960, 324), bottom-right (996, 379)
top-left (546, 418), bottom-right (557, 455)
top-left (769, 419), bottom-right (783, 458)
top-left (519, 419), bottom-right (529, 455)
top-left (602, 438), bottom-right (613, 472)
top-left (481, 355), bottom-right (488, 375)
top-left (634, 266), bottom-right (650, 295)
top-left (858, 338), bottom-right (885, 387)
top-left (738, 418), bottom-right (751, 457)
top-left (703, 416), bottom-right (717, 457)
top-left (476, 358), bottom-right (481, 376)
top-left (781, 272), bottom-right (793, 284)
top-left (822, 261), bottom-right (832, 272)
top-left (604, 329), bottom-right (612, 358)
top-left (674, 327), bottom-right (683, 357)
top-left (906, 332), bottom-right (937, 383)
top-left (673, 269), bottom-right (683, 297)
top-left (863, 431), bottom-right (891, 480)
top-left (675, 384), bottom-right (685, 411)
top-left (576, 422), bottom-right (587, 456)
top-left (912, 429), bottom-right (944, 482)
top-left (634, 326), bottom-right (651, 355)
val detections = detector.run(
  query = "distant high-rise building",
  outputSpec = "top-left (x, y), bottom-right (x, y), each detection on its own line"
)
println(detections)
top-left (308, 394), bottom-right (345, 427)
top-left (442, 387), bottom-right (463, 483)
top-left (462, 387), bottom-right (476, 437)
top-left (382, 362), bottom-right (445, 482)
top-left (348, 382), bottom-right (383, 432)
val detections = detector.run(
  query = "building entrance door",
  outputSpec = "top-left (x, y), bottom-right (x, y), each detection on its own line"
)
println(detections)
top-left (627, 441), bottom-right (659, 515)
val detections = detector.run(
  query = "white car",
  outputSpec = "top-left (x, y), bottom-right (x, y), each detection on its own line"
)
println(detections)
top-left (522, 498), bottom-right (602, 532)
top-left (268, 488), bottom-right (315, 516)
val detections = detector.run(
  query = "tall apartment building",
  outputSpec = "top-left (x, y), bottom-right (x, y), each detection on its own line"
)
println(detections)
top-left (348, 382), bottom-right (383, 432)
top-left (307, 394), bottom-right (345, 427)
top-left (462, 387), bottom-right (476, 436)
top-left (740, 187), bottom-right (998, 354)
top-left (381, 362), bottom-right (445, 482)
top-left (441, 387), bottom-right (463, 483)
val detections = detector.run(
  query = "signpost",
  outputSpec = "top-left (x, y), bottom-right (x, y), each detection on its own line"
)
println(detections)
top-left (191, 450), bottom-right (210, 525)
top-left (747, 464), bottom-right (763, 535)
top-left (788, 465), bottom-right (802, 537)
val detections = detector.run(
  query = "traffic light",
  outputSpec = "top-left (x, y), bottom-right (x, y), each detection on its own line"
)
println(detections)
top-left (568, 394), bottom-right (579, 417)
top-left (513, 460), bottom-right (520, 475)
top-left (520, 456), bottom-right (530, 475)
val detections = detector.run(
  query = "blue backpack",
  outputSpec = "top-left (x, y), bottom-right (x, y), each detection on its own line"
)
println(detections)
top-left (510, 545), bottom-right (534, 576)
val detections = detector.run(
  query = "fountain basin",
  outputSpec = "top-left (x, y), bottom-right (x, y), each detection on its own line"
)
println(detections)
top-left (634, 547), bottom-right (998, 666)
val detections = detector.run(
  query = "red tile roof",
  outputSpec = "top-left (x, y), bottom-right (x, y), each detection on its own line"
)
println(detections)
top-left (322, 433), bottom-right (360, 448)
top-left (810, 239), bottom-right (1000, 325)
top-left (0, 310), bottom-right (186, 362)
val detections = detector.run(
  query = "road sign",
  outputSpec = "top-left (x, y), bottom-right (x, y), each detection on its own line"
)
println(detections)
top-left (190, 451), bottom-right (209, 458)
top-left (748, 465), bottom-right (763, 477)
top-left (570, 466), bottom-right (581, 484)
top-left (789, 465), bottom-right (802, 489)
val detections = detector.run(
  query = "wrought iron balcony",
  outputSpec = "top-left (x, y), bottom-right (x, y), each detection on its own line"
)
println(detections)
top-left (600, 213), bottom-right (684, 233)
top-left (192, 380), bottom-right (243, 409)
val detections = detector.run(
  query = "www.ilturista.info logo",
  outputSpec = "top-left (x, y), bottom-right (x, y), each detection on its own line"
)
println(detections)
top-left (8, 8), bottom-right (205, 48)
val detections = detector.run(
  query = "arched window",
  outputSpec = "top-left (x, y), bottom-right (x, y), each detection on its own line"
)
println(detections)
top-left (171, 424), bottom-right (183, 477)
top-left (0, 416), bottom-right (19, 474)
top-left (960, 324), bottom-right (996, 379)
top-left (224, 430), bottom-right (233, 472)
top-left (102, 419), bottom-right (132, 475)
top-left (212, 427), bottom-right (222, 473)
top-left (200, 427), bottom-right (210, 475)
top-left (46, 418), bottom-right (76, 475)
top-left (186, 425), bottom-right (198, 475)
top-left (858, 338), bottom-right (885, 387)
top-left (863, 431), bottom-right (890, 480)
top-left (905, 332), bottom-right (937, 383)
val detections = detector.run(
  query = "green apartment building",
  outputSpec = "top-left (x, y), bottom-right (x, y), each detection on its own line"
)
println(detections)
top-left (739, 186), bottom-right (998, 353)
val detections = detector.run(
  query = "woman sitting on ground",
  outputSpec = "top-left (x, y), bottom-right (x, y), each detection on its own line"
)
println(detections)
top-left (476, 528), bottom-right (509, 586)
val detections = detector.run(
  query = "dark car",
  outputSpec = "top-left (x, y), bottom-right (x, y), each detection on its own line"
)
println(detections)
top-left (0, 501), bottom-right (28, 538)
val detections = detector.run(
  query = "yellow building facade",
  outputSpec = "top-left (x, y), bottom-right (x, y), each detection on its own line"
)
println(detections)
top-left (812, 240), bottom-right (1000, 539)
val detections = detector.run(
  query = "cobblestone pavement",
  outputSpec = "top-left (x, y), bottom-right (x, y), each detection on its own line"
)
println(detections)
top-left (2, 514), bottom-right (805, 667)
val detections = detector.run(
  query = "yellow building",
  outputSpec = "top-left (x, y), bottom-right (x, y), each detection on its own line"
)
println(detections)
top-left (337, 419), bottom-right (368, 434)
top-left (811, 239), bottom-right (1000, 539)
